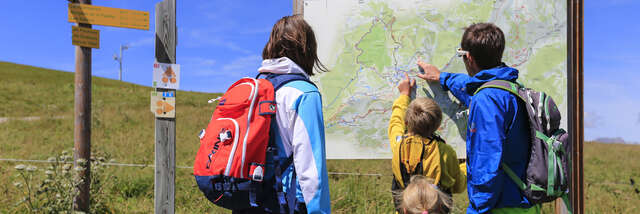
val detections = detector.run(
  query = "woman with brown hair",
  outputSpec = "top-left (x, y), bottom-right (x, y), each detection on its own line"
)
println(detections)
top-left (234, 15), bottom-right (330, 214)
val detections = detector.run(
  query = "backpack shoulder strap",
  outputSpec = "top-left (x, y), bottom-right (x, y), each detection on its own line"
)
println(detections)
top-left (257, 72), bottom-right (317, 91)
top-left (431, 134), bottom-right (446, 144)
top-left (474, 80), bottom-right (527, 102)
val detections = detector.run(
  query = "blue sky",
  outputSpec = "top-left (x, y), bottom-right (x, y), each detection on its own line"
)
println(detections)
top-left (1, 1), bottom-right (639, 143)
top-left (583, 0), bottom-right (640, 143)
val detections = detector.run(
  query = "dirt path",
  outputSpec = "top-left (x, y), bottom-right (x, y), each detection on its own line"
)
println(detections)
top-left (0, 116), bottom-right (67, 124)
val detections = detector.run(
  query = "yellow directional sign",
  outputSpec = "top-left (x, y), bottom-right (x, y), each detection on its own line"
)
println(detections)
top-left (68, 3), bottom-right (149, 30)
top-left (72, 26), bottom-right (100, 49)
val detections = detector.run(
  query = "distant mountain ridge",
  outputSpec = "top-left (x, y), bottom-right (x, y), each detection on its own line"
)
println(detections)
top-left (592, 137), bottom-right (639, 144)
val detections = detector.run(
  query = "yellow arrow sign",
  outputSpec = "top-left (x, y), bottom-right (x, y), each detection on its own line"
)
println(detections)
top-left (156, 100), bottom-right (175, 114)
top-left (68, 3), bottom-right (149, 30)
top-left (72, 26), bottom-right (99, 49)
top-left (150, 91), bottom-right (175, 118)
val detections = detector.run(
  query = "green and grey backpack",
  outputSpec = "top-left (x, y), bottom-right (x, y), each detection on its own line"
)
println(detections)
top-left (475, 80), bottom-right (572, 208)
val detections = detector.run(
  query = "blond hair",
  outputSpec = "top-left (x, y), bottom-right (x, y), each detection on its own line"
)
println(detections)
top-left (395, 175), bottom-right (452, 214)
top-left (405, 98), bottom-right (442, 138)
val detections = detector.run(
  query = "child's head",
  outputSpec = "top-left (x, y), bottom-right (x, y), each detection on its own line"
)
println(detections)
top-left (262, 15), bottom-right (328, 76)
top-left (396, 175), bottom-right (452, 214)
top-left (405, 98), bottom-right (442, 138)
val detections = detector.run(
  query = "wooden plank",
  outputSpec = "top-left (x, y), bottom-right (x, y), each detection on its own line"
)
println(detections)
top-left (72, 26), bottom-right (100, 49)
top-left (154, 0), bottom-right (176, 213)
top-left (68, 3), bottom-right (149, 30)
top-left (155, 0), bottom-right (176, 63)
top-left (293, 0), bottom-right (304, 15)
top-left (154, 118), bottom-right (175, 214)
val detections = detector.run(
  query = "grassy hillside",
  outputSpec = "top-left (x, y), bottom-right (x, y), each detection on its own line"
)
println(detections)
top-left (0, 62), bottom-right (223, 213)
top-left (1, 62), bottom-right (639, 213)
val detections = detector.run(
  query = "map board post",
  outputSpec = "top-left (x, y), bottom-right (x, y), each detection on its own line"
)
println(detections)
top-left (154, 0), bottom-right (176, 213)
top-left (567, 0), bottom-right (584, 213)
top-left (301, 0), bottom-right (583, 213)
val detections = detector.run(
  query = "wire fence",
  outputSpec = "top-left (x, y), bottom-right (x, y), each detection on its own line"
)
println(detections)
top-left (0, 158), bottom-right (388, 177)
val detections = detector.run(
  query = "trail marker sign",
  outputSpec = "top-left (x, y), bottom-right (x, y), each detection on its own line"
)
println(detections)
top-left (68, 3), bottom-right (149, 30)
top-left (72, 26), bottom-right (99, 49)
top-left (153, 62), bottom-right (180, 89)
top-left (150, 91), bottom-right (176, 118)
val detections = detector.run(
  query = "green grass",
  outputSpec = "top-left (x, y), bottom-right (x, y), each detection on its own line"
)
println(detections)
top-left (1, 62), bottom-right (639, 213)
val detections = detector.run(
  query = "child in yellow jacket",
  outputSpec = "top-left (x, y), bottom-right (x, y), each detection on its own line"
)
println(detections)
top-left (389, 73), bottom-right (466, 212)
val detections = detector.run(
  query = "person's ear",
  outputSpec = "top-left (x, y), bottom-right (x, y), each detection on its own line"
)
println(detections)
top-left (466, 53), bottom-right (479, 69)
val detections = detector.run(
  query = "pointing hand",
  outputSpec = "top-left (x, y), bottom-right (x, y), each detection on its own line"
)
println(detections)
top-left (417, 59), bottom-right (441, 82)
top-left (398, 72), bottom-right (415, 96)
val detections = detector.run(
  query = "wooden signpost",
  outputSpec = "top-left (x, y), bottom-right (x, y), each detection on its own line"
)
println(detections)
top-left (154, 0), bottom-right (177, 213)
top-left (68, 1), bottom-right (149, 212)
top-left (72, 1), bottom-right (93, 211)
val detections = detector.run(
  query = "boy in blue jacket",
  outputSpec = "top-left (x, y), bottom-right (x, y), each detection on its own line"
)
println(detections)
top-left (417, 23), bottom-right (538, 214)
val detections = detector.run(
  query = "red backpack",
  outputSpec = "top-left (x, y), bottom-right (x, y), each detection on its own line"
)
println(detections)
top-left (194, 74), bottom-right (313, 212)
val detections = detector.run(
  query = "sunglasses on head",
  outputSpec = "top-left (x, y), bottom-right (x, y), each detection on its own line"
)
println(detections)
top-left (455, 48), bottom-right (469, 58)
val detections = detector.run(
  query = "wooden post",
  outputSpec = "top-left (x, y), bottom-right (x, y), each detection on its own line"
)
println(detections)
top-left (73, 0), bottom-right (92, 212)
top-left (154, 0), bottom-right (176, 213)
top-left (293, 0), bottom-right (304, 15)
top-left (567, 0), bottom-right (584, 213)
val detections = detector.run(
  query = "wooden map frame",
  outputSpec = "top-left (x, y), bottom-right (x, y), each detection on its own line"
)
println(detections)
top-left (294, 0), bottom-right (584, 212)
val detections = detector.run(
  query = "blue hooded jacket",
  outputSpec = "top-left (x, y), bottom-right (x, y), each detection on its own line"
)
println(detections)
top-left (439, 64), bottom-right (533, 213)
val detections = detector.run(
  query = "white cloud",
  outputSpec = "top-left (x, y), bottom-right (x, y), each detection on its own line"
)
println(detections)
top-left (182, 55), bottom-right (261, 78)
top-left (181, 57), bottom-right (218, 76)
top-left (186, 29), bottom-right (251, 54)
top-left (240, 27), bottom-right (272, 35)
top-left (584, 111), bottom-right (603, 129)
top-left (128, 37), bottom-right (154, 48)
top-left (222, 55), bottom-right (262, 72)
top-left (183, 57), bottom-right (217, 66)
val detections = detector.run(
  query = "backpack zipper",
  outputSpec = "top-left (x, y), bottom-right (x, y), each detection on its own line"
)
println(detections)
top-left (217, 117), bottom-right (240, 176)
top-left (240, 78), bottom-right (259, 178)
top-left (223, 79), bottom-right (256, 177)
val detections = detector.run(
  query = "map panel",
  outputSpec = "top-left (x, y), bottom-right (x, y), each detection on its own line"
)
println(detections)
top-left (305, 0), bottom-right (567, 159)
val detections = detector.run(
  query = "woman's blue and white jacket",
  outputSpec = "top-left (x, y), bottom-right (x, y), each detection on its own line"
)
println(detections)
top-left (258, 57), bottom-right (331, 214)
